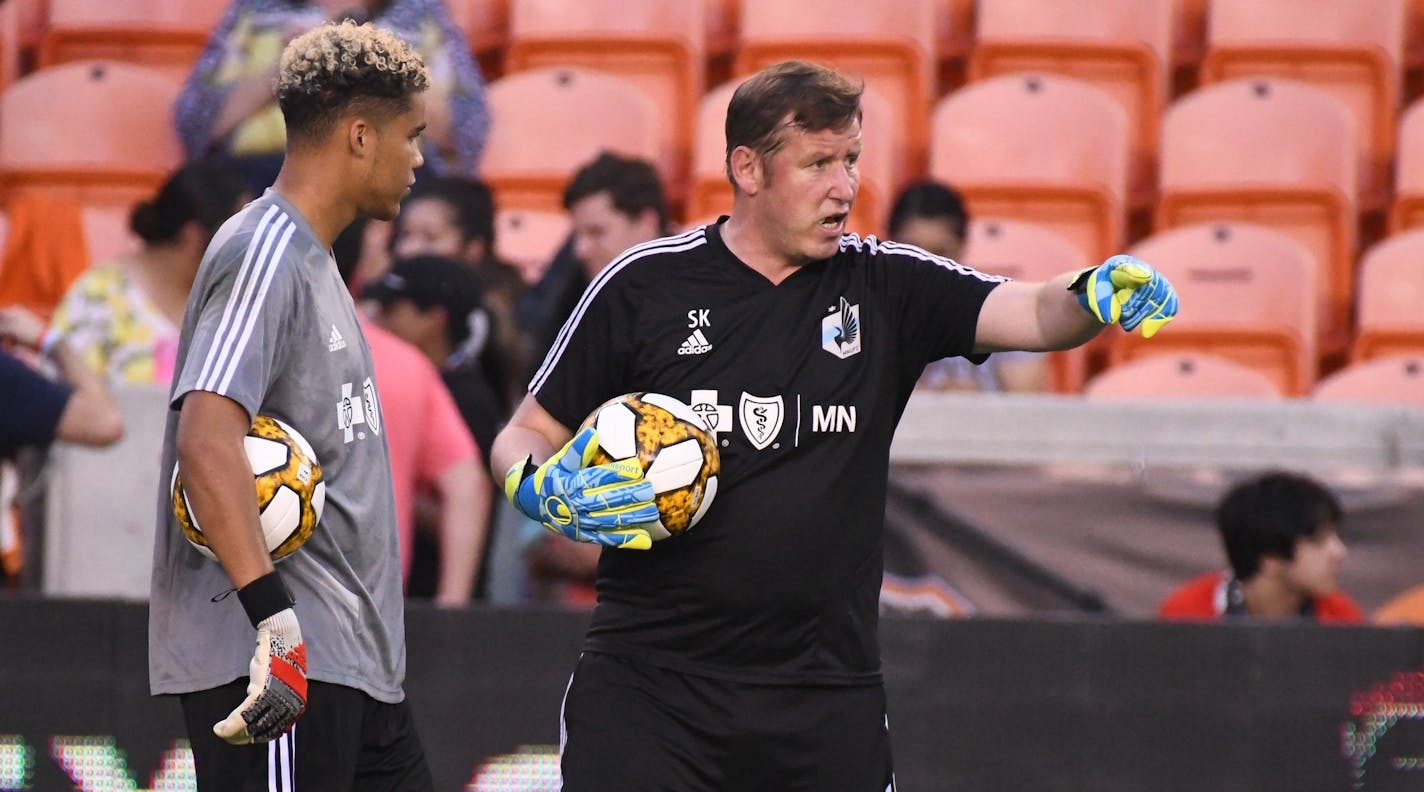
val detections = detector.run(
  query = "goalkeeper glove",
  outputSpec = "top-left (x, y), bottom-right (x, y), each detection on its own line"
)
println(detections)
top-left (505, 427), bottom-right (660, 550)
top-left (1071, 254), bottom-right (1179, 339)
top-left (214, 572), bottom-right (307, 744)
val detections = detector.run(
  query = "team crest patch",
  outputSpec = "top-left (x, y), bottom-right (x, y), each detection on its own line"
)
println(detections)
top-left (822, 296), bottom-right (861, 359)
top-left (738, 392), bottom-right (784, 450)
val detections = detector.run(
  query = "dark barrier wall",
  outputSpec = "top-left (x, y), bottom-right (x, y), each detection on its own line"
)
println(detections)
top-left (4, 598), bottom-right (1424, 791)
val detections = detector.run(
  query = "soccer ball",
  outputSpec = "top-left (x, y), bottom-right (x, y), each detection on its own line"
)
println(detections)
top-left (171, 415), bottom-right (326, 562)
top-left (579, 392), bottom-right (720, 541)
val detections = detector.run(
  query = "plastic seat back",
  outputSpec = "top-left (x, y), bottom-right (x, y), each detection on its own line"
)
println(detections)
top-left (1311, 354), bottom-right (1424, 405)
top-left (1085, 352), bottom-right (1286, 400)
top-left (38, 0), bottom-right (228, 81)
top-left (735, 0), bottom-right (936, 175)
top-left (1125, 222), bottom-right (1318, 395)
top-left (482, 67), bottom-right (662, 213)
top-left (1157, 77), bottom-right (1357, 353)
top-left (1201, 0), bottom-right (1406, 205)
top-left (1353, 229), bottom-right (1424, 361)
top-left (1390, 95), bottom-right (1424, 231)
top-left (0, 61), bottom-right (183, 208)
top-left (971, 0), bottom-right (1174, 208)
top-left (930, 73), bottom-right (1129, 262)
top-left (505, 0), bottom-right (704, 191)
top-left (494, 208), bottom-right (570, 287)
top-left (962, 217), bottom-right (1091, 393)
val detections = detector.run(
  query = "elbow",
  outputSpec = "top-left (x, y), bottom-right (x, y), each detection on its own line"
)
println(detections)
top-left (94, 410), bottom-right (125, 446)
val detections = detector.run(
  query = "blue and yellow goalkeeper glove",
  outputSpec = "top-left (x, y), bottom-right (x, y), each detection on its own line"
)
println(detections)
top-left (1071, 254), bottom-right (1179, 339)
top-left (505, 427), bottom-right (659, 550)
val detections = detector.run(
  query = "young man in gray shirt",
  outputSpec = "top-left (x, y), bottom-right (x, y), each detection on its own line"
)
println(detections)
top-left (150, 20), bottom-right (433, 790)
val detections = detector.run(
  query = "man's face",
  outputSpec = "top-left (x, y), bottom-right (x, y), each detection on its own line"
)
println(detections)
top-left (392, 198), bottom-right (466, 261)
top-left (751, 118), bottom-right (861, 265)
top-left (360, 93), bottom-right (426, 222)
top-left (893, 216), bottom-right (964, 260)
top-left (1281, 528), bottom-right (1348, 597)
top-left (568, 191), bottom-right (659, 277)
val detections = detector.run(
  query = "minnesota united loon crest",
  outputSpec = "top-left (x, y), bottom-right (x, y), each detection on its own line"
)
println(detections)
top-left (821, 296), bottom-right (861, 359)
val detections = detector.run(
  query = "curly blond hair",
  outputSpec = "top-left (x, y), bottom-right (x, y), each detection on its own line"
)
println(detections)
top-left (277, 20), bottom-right (430, 145)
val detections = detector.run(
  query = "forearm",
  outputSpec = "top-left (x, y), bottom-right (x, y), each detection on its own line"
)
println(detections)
top-left (434, 461), bottom-right (490, 606)
top-left (208, 73), bottom-right (277, 146)
top-left (1033, 270), bottom-right (1105, 351)
top-left (491, 423), bottom-right (558, 482)
top-left (176, 400), bottom-right (272, 588)
top-left (49, 340), bottom-right (124, 445)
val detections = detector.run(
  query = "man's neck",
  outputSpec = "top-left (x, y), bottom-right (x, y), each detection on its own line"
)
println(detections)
top-left (720, 208), bottom-right (800, 286)
top-left (272, 158), bottom-right (357, 250)
top-left (1240, 575), bottom-right (1309, 619)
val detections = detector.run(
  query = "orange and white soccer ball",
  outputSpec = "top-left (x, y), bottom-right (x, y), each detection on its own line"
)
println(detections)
top-left (171, 415), bottom-right (325, 562)
top-left (579, 392), bottom-right (720, 541)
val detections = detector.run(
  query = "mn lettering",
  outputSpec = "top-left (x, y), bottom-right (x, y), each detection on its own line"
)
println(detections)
top-left (811, 405), bottom-right (857, 433)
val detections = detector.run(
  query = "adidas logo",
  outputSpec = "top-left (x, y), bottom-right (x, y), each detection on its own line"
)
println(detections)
top-left (677, 329), bottom-right (712, 356)
top-left (328, 324), bottom-right (347, 352)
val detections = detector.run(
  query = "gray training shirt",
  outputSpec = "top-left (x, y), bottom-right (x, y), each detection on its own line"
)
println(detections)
top-left (149, 190), bottom-right (406, 703)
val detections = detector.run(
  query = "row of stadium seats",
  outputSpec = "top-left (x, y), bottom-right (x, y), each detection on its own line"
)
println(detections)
top-left (1084, 351), bottom-right (1424, 405)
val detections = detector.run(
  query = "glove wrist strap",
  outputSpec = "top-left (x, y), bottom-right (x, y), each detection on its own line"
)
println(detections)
top-left (1066, 266), bottom-right (1095, 294)
top-left (237, 571), bottom-right (295, 628)
top-left (504, 455), bottom-right (536, 504)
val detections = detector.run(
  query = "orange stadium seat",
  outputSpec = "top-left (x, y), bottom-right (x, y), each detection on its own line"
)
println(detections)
top-left (734, 0), bottom-right (937, 174)
top-left (686, 80), bottom-right (902, 237)
top-left (1157, 77), bottom-right (1357, 356)
top-left (1390, 96), bottom-right (1424, 231)
top-left (961, 217), bottom-right (1091, 393)
top-left (1311, 354), bottom-right (1424, 405)
top-left (0, 61), bottom-right (183, 209)
top-left (929, 73), bottom-right (1129, 263)
top-left (481, 67), bottom-right (662, 213)
top-left (1084, 352), bottom-right (1286, 400)
top-left (937, 0), bottom-right (977, 65)
top-left (37, 0), bottom-right (229, 82)
top-left (1124, 222), bottom-right (1318, 395)
top-left (504, 0), bottom-right (704, 193)
top-left (1173, 0), bottom-right (1211, 68)
top-left (970, 0), bottom-right (1174, 208)
top-left (448, 0), bottom-right (510, 60)
top-left (704, 0), bottom-right (738, 59)
top-left (494, 208), bottom-right (570, 287)
top-left (1200, 0), bottom-right (1407, 207)
top-left (1352, 230), bottom-right (1424, 361)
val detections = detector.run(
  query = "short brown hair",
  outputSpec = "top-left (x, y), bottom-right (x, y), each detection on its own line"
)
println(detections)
top-left (724, 61), bottom-right (863, 187)
top-left (277, 20), bottom-right (429, 147)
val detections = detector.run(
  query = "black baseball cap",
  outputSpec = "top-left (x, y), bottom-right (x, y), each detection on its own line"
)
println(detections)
top-left (361, 255), bottom-right (484, 319)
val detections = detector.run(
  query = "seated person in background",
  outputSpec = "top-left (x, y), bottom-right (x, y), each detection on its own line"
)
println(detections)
top-left (49, 159), bottom-right (250, 385)
top-left (1159, 471), bottom-right (1363, 622)
top-left (387, 176), bottom-right (525, 408)
top-left (888, 180), bottom-right (1048, 393)
top-left (176, 0), bottom-right (489, 193)
top-left (0, 305), bottom-right (125, 457)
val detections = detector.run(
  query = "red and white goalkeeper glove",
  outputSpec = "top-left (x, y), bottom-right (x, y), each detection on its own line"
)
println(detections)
top-left (214, 572), bottom-right (308, 744)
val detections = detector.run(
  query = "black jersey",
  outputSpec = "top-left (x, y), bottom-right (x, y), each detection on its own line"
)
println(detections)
top-left (531, 219), bottom-right (1005, 685)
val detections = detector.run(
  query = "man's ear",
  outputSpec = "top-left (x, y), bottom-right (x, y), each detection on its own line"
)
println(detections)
top-left (729, 146), bottom-right (763, 196)
top-left (348, 118), bottom-right (372, 157)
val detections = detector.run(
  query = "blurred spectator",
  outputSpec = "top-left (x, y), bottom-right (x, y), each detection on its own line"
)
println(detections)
top-left (520, 151), bottom-right (671, 607)
top-left (0, 305), bottom-right (125, 458)
top-left (888, 180), bottom-right (1048, 394)
top-left (176, 0), bottom-right (490, 193)
top-left (337, 237), bottom-right (490, 605)
top-left (387, 176), bottom-right (524, 407)
top-left (1159, 471), bottom-right (1363, 622)
top-left (362, 255), bottom-right (507, 458)
top-left (49, 159), bottom-right (250, 385)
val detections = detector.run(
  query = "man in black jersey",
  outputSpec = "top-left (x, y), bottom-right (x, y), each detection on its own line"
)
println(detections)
top-left (490, 60), bottom-right (1178, 791)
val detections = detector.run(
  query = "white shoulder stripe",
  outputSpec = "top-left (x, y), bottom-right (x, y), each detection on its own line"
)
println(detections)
top-left (197, 207), bottom-right (296, 393)
top-left (529, 229), bottom-right (707, 394)
top-left (195, 204), bottom-right (281, 390)
top-left (875, 238), bottom-right (1010, 283)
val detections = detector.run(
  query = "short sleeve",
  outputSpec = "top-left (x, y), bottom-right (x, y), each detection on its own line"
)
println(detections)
top-left (874, 240), bottom-right (1006, 368)
top-left (526, 269), bottom-right (637, 430)
top-left (171, 216), bottom-right (301, 419)
top-left (415, 359), bottom-right (479, 486)
top-left (0, 349), bottom-right (72, 455)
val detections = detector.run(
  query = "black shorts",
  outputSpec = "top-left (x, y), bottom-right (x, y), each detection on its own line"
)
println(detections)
top-left (179, 679), bottom-right (433, 792)
top-left (560, 652), bottom-right (896, 792)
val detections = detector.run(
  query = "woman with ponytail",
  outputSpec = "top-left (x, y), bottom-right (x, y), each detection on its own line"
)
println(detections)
top-left (48, 159), bottom-right (250, 384)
